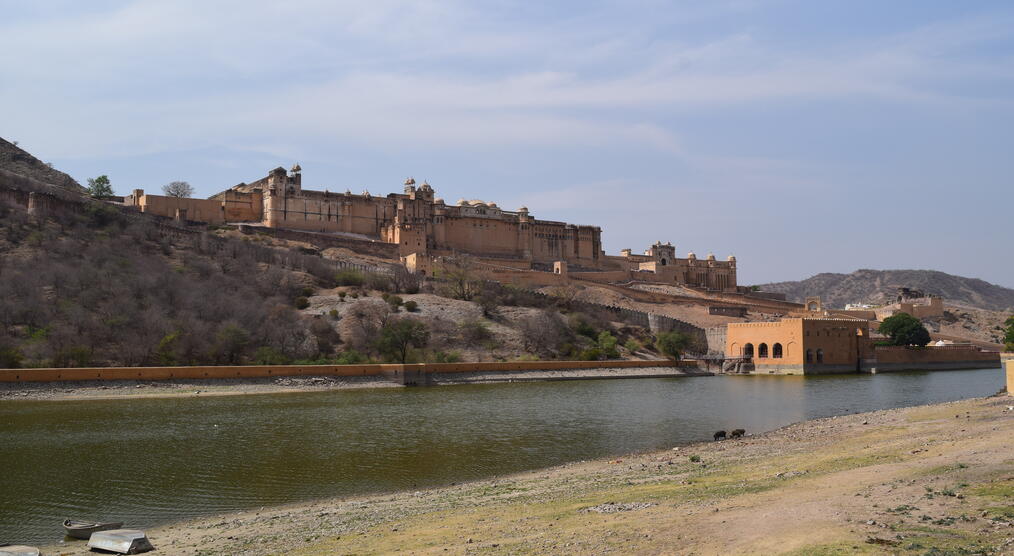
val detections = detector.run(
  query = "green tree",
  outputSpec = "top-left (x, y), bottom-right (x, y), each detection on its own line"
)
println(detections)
top-left (1004, 315), bottom-right (1014, 351)
top-left (86, 175), bottom-right (114, 198)
top-left (0, 342), bottom-right (24, 369)
top-left (215, 323), bottom-right (250, 364)
top-left (656, 331), bottom-right (692, 360)
top-left (376, 318), bottom-right (430, 364)
top-left (597, 330), bottom-right (619, 358)
top-left (878, 312), bottom-right (931, 347)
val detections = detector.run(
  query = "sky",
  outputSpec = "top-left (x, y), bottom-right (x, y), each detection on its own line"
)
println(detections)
top-left (2, 0), bottom-right (1013, 286)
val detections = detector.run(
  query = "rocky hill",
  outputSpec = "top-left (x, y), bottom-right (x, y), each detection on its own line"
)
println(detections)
top-left (0, 137), bottom-right (84, 192)
top-left (757, 269), bottom-right (1014, 311)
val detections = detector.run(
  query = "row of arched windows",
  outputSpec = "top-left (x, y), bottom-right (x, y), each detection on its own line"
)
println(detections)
top-left (741, 343), bottom-right (783, 359)
top-left (806, 349), bottom-right (825, 363)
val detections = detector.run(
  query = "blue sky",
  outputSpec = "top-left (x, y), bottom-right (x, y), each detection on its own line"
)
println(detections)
top-left (3, 0), bottom-right (1013, 286)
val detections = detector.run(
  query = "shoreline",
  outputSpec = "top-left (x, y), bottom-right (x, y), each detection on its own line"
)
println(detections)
top-left (0, 366), bottom-right (708, 402)
top-left (34, 394), bottom-right (1014, 555)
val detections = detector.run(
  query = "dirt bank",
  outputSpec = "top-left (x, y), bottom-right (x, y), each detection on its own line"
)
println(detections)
top-left (0, 367), bottom-right (708, 401)
top-left (39, 395), bottom-right (1014, 555)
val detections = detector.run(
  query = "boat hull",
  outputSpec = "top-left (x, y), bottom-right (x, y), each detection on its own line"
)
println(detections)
top-left (63, 519), bottom-right (124, 540)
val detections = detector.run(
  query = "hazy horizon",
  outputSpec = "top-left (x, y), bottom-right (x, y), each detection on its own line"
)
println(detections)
top-left (4, 1), bottom-right (1012, 287)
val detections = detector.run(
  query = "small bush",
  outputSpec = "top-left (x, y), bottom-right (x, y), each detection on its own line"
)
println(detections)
top-left (386, 295), bottom-right (404, 311)
top-left (624, 339), bottom-right (642, 353)
top-left (514, 353), bottom-right (540, 362)
top-left (569, 313), bottom-right (598, 339)
top-left (335, 270), bottom-right (365, 287)
top-left (689, 455), bottom-right (701, 463)
top-left (404, 300), bottom-right (419, 312)
top-left (335, 350), bottom-right (367, 364)
top-left (559, 342), bottom-right (576, 357)
top-left (301, 286), bottom-right (315, 297)
top-left (579, 347), bottom-right (602, 361)
top-left (460, 319), bottom-right (492, 343)
top-left (338, 291), bottom-right (347, 300)
top-left (294, 296), bottom-right (310, 310)
top-left (431, 350), bottom-right (462, 363)
top-left (254, 346), bottom-right (290, 365)
top-left (597, 331), bottom-right (619, 359)
top-left (328, 309), bottom-right (340, 320)
top-left (0, 345), bottom-right (23, 369)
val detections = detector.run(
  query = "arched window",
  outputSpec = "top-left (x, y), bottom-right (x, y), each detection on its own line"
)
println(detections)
top-left (758, 343), bottom-right (768, 358)
top-left (743, 343), bottom-right (754, 358)
top-left (773, 343), bottom-right (783, 358)
top-left (660, 258), bottom-right (668, 266)
top-left (806, 349), bottom-right (814, 363)
top-left (816, 349), bottom-right (824, 363)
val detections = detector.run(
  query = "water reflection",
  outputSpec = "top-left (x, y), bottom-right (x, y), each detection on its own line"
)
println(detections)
top-left (0, 368), bottom-right (1003, 545)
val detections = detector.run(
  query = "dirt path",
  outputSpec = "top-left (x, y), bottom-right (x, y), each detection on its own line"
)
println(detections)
top-left (39, 395), bottom-right (1014, 555)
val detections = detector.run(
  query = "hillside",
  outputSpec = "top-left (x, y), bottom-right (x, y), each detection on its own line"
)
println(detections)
top-left (0, 136), bottom-right (85, 192)
top-left (758, 269), bottom-right (1014, 311)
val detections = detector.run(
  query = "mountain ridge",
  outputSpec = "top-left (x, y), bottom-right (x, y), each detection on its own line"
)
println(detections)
top-left (0, 137), bottom-right (84, 193)
top-left (757, 269), bottom-right (1014, 311)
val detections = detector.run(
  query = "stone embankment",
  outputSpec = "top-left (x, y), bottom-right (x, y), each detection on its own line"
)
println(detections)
top-left (0, 363), bottom-right (709, 401)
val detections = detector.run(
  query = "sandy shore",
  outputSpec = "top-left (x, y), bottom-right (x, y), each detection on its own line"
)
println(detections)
top-left (37, 394), bottom-right (1014, 555)
top-left (0, 367), bottom-right (707, 401)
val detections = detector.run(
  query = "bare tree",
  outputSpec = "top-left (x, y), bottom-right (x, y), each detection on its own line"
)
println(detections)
top-left (518, 310), bottom-right (570, 355)
top-left (436, 254), bottom-right (483, 301)
top-left (338, 299), bottom-right (391, 353)
top-left (162, 181), bottom-right (194, 198)
top-left (390, 266), bottom-right (422, 294)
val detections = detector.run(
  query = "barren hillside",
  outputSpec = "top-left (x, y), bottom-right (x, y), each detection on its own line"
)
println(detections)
top-left (0, 137), bottom-right (85, 193)
top-left (758, 269), bottom-right (1014, 311)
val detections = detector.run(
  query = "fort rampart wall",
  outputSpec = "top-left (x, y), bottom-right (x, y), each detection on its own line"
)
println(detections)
top-left (238, 224), bottom-right (400, 260)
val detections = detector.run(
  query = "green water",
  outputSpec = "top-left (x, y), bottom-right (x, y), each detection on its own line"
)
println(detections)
top-left (0, 369), bottom-right (1005, 545)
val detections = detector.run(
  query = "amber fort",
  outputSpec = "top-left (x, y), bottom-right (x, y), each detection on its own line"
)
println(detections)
top-left (125, 164), bottom-right (739, 291)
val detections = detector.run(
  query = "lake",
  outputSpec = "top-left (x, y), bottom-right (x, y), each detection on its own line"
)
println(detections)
top-left (0, 368), bottom-right (1004, 545)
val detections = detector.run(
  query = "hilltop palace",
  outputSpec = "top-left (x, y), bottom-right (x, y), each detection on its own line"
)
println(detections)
top-left (125, 165), bottom-right (738, 291)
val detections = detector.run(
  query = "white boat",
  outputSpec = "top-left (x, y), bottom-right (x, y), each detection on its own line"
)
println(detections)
top-left (87, 529), bottom-right (154, 554)
top-left (0, 546), bottom-right (40, 556)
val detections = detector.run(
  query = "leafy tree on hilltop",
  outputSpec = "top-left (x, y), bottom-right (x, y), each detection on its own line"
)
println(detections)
top-left (162, 180), bottom-right (194, 198)
top-left (86, 175), bottom-right (114, 198)
top-left (878, 312), bottom-right (931, 347)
